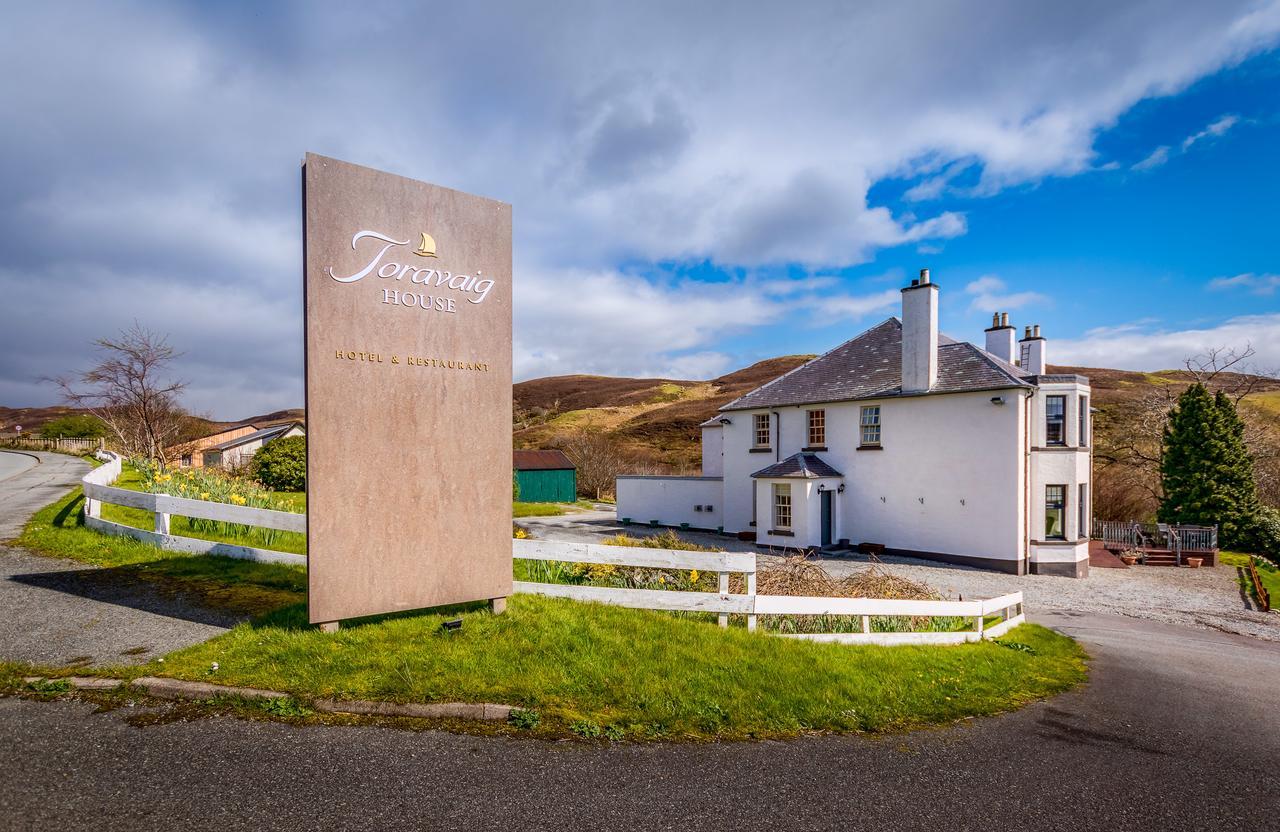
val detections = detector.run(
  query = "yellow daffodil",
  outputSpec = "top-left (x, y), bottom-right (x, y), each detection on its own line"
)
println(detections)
top-left (689, 569), bottom-right (699, 583)
top-left (199, 492), bottom-right (210, 500)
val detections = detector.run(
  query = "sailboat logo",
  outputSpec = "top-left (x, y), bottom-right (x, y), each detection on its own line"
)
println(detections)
top-left (413, 232), bottom-right (438, 258)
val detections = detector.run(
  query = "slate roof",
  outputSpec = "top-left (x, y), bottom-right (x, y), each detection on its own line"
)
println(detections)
top-left (751, 452), bottom-right (844, 479)
top-left (513, 449), bottom-right (576, 471)
top-left (722, 318), bottom-right (1033, 412)
top-left (207, 422), bottom-right (303, 451)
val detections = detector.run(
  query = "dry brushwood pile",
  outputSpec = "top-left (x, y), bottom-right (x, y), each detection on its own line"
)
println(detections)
top-left (750, 555), bottom-right (939, 600)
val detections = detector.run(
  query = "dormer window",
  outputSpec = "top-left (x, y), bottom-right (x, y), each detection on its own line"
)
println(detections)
top-left (753, 413), bottom-right (771, 448)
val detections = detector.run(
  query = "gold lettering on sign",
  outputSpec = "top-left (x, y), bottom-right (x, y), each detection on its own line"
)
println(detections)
top-left (331, 350), bottom-right (490, 372)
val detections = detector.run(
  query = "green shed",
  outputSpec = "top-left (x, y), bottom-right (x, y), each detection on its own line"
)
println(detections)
top-left (513, 449), bottom-right (578, 503)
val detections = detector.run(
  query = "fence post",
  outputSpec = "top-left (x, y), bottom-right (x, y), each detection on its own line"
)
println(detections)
top-left (154, 510), bottom-right (170, 536)
top-left (861, 615), bottom-right (870, 634)
top-left (975, 610), bottom-right (985, 639)
top-left (718, 571), bottom-right (729, 628)
top-left (746, 571), bottom-right (757, 632)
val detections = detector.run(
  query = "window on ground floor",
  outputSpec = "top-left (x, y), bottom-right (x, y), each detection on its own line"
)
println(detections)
top-left (753, 413), bottom-right (771, 448)
top-left (773, 483), bottom-right (792, 530)
top-left (1045, 484), bottom-right (1066, 540)
top-left (180, 454), bottom-right (192, 467)
top-left (860, 405), bottom-right (881, 446)
top-left (807, 409), bottom-right (825, 447)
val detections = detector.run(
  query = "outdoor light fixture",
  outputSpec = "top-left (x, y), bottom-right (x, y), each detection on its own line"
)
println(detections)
top-left (837, 484), bottom-right (845, 494)
top-left (817, 484), bottom-right (827, 493)
top-left (990, 396), bottom-right (1005, 406)
top-left (719, 417), bottom-right (733, 425)
top-left (441, 618), bottom-right (463, 633)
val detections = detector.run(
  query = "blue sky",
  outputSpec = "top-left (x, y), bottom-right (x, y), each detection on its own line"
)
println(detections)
top-left (1, 2), bottom-right (1278, 418)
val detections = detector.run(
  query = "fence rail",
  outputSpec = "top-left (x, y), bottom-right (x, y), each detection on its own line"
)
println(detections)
top-left (82, 457), bottom-right (1028, 645)
top-left (1093, 519), bottom-right (1218, 557)
top-left (513, 537), bottom-right (1025, 645)
top-left (81, 452), bottom-right (306, 566)
top-left (1247, 557), bottom-right (1271, 613)
top-left (2, 436), bottom-right (104, 454)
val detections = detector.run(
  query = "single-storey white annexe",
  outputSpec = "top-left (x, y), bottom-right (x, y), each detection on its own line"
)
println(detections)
top-left (617, 269), bottom-right (1093, 577)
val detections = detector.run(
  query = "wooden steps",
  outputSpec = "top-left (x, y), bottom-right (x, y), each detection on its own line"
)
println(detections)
top-left (1142, 549), bottom-right (1178, 566)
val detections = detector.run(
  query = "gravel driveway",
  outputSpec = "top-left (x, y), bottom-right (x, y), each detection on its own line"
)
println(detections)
top-left (517, 509), bottom-right (1279, 642)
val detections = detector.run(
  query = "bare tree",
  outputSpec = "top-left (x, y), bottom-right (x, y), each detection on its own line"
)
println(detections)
top-left (54, 324), bottom-right (189, 463)
top-left (1092, 343), bottom-right (1280, 520)
top-left (556, 430), bottom-right (630, 500)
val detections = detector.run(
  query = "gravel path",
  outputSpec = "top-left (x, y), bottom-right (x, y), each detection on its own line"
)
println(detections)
top-left (518, 509), bottom-right (1280, 643)
top-left (0, 451), bottom-right (234, 667)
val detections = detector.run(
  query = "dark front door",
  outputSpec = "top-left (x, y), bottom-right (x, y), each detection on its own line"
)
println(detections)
top-left (820, 490), bottom-right (833, 547)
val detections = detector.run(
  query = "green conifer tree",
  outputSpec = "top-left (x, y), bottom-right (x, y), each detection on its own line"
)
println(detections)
top-left (1158, 383), bottom-right (1260, 548)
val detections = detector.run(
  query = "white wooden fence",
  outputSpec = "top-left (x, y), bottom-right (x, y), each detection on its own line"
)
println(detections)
top-left (3, 436), bottom-right (104, 454)
top-left (513, 537), bottom-right (1025, 645)
top-left (81, 454), bottom-right (1026, 645)
top-left (81, 452), bottom-right (306, 566)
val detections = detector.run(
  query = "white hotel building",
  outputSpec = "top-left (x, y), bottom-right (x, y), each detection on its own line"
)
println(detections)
top-left (617, 269), bottom-right (1093, 578)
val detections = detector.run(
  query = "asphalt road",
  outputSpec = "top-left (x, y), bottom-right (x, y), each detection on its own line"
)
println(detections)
top-left (0, 451), bottom-right (234, 666)
top-left (3, 455), bottom-right (1278, 830)
top-left (0, 449), bottom-right (38, 484)
top-left (0, 611), bottom-right (1275, 830)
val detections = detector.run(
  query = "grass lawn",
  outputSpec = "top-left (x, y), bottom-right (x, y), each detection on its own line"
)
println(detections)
top-left (1220, 550), bottom-right (1279, 609)
top-left (17, 485), bottom-right (1089, 740)
top-left (17, 488), bottom-right (305, 617)
top-left (150, 595), bottom-right (1085, 739)
top-left (513, 501), bottom-right (567, 517)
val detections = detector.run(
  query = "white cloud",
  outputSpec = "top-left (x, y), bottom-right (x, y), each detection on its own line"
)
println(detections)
top-left (1208, 272), bottom-right (1280, 295)
top-left (513, 267), bottom-right (901, 380)
top-left (1054, 313), bottom-right (1280, 371)
top-left (2, 2), bottom-right (1279, 410)
top-left (963, 275), bottom-right (1049, 314)
top-left (1132, 145), bottom-right (1172, 171)
top-left (1133, 113), bottom-right (1243, 171)
top-left (1182, 113), bottom-right (1240, 150)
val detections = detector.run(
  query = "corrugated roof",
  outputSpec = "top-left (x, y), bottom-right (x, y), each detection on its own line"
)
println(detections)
top-left (513, 449), bottom-right (576, 471)
top-left (722, 318), bottom-right (1032, 412)
top-left (751, 452), bottom-right (844, 479)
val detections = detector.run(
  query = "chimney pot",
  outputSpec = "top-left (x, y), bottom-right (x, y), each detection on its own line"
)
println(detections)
top-left (1024, 326), bottom-right (1031, 339)
top-left (1033, 324), bottom-right (1041, 338)
top-left (911, 278), bottom-right (919, 286)
top-left (1001, 312), bottom-right (1009, 327)
top-left (992, 312), bottom-right (1000, 328)
top-left (919, 268), bottom-right (930, 284)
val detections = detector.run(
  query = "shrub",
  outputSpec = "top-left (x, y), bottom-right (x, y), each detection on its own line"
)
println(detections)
top-left (39, 414), bottom-right (108, 439)
top-left (251, 435), bottom-right (306, 492)
top-left (508, 708), bottom-right (541, 729)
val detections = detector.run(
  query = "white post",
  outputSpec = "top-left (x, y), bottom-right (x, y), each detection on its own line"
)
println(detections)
top-left (154, 511), bottom-right (170, 536)
top-left (861, 615), bottom-right (870, 634)
top-left (718, 572), bottom-right (729, 628)
top-left (975, 612), bottom-right (985, 639)
top-left (746, 572), bottom-right (757, 632)
top-left (84, 497), bottom-right (99, 519)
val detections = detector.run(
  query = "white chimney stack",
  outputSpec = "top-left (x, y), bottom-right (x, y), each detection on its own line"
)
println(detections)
top-left (1019, 323), bottom-right (1047, 374)
top-left (984, 311), bottom-right (1016, 364)
top-left (901, 268), bottom-right (939, 393)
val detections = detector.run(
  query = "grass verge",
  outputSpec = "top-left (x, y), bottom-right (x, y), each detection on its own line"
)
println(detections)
top-left (1220, 550), bottom-right (1279, 609)
top-left (148, 594), bottom-right (1086, 740)
top-left (15, 487), bottom-right (1088, 741)
top-left (16, 487), bottom-right (305, 617)
top-left (513, 501), bottom-right (567, 517)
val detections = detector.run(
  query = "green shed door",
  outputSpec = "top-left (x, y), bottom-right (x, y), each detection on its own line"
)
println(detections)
top-left (515, 468), bottom-right (577, 502)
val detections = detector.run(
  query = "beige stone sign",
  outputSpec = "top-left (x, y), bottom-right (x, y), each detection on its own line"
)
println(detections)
top-left (303, 153), bottom-right (512, 625)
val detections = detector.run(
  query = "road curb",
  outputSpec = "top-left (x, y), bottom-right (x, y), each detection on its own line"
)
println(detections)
top-left (22, 676), bottom-right (515, 721)
top-left (313, 698), bottom-right (514, 721)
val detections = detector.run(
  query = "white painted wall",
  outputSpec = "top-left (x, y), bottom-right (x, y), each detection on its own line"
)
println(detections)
top-left (1028, 378), bottom-right (1091, 572)
top-left (616, 476), bottom-right (723, 530)
top-left (701, 425), bottom-right (723, 476)
top-left (724, 390), bottom-right (1028, 563)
